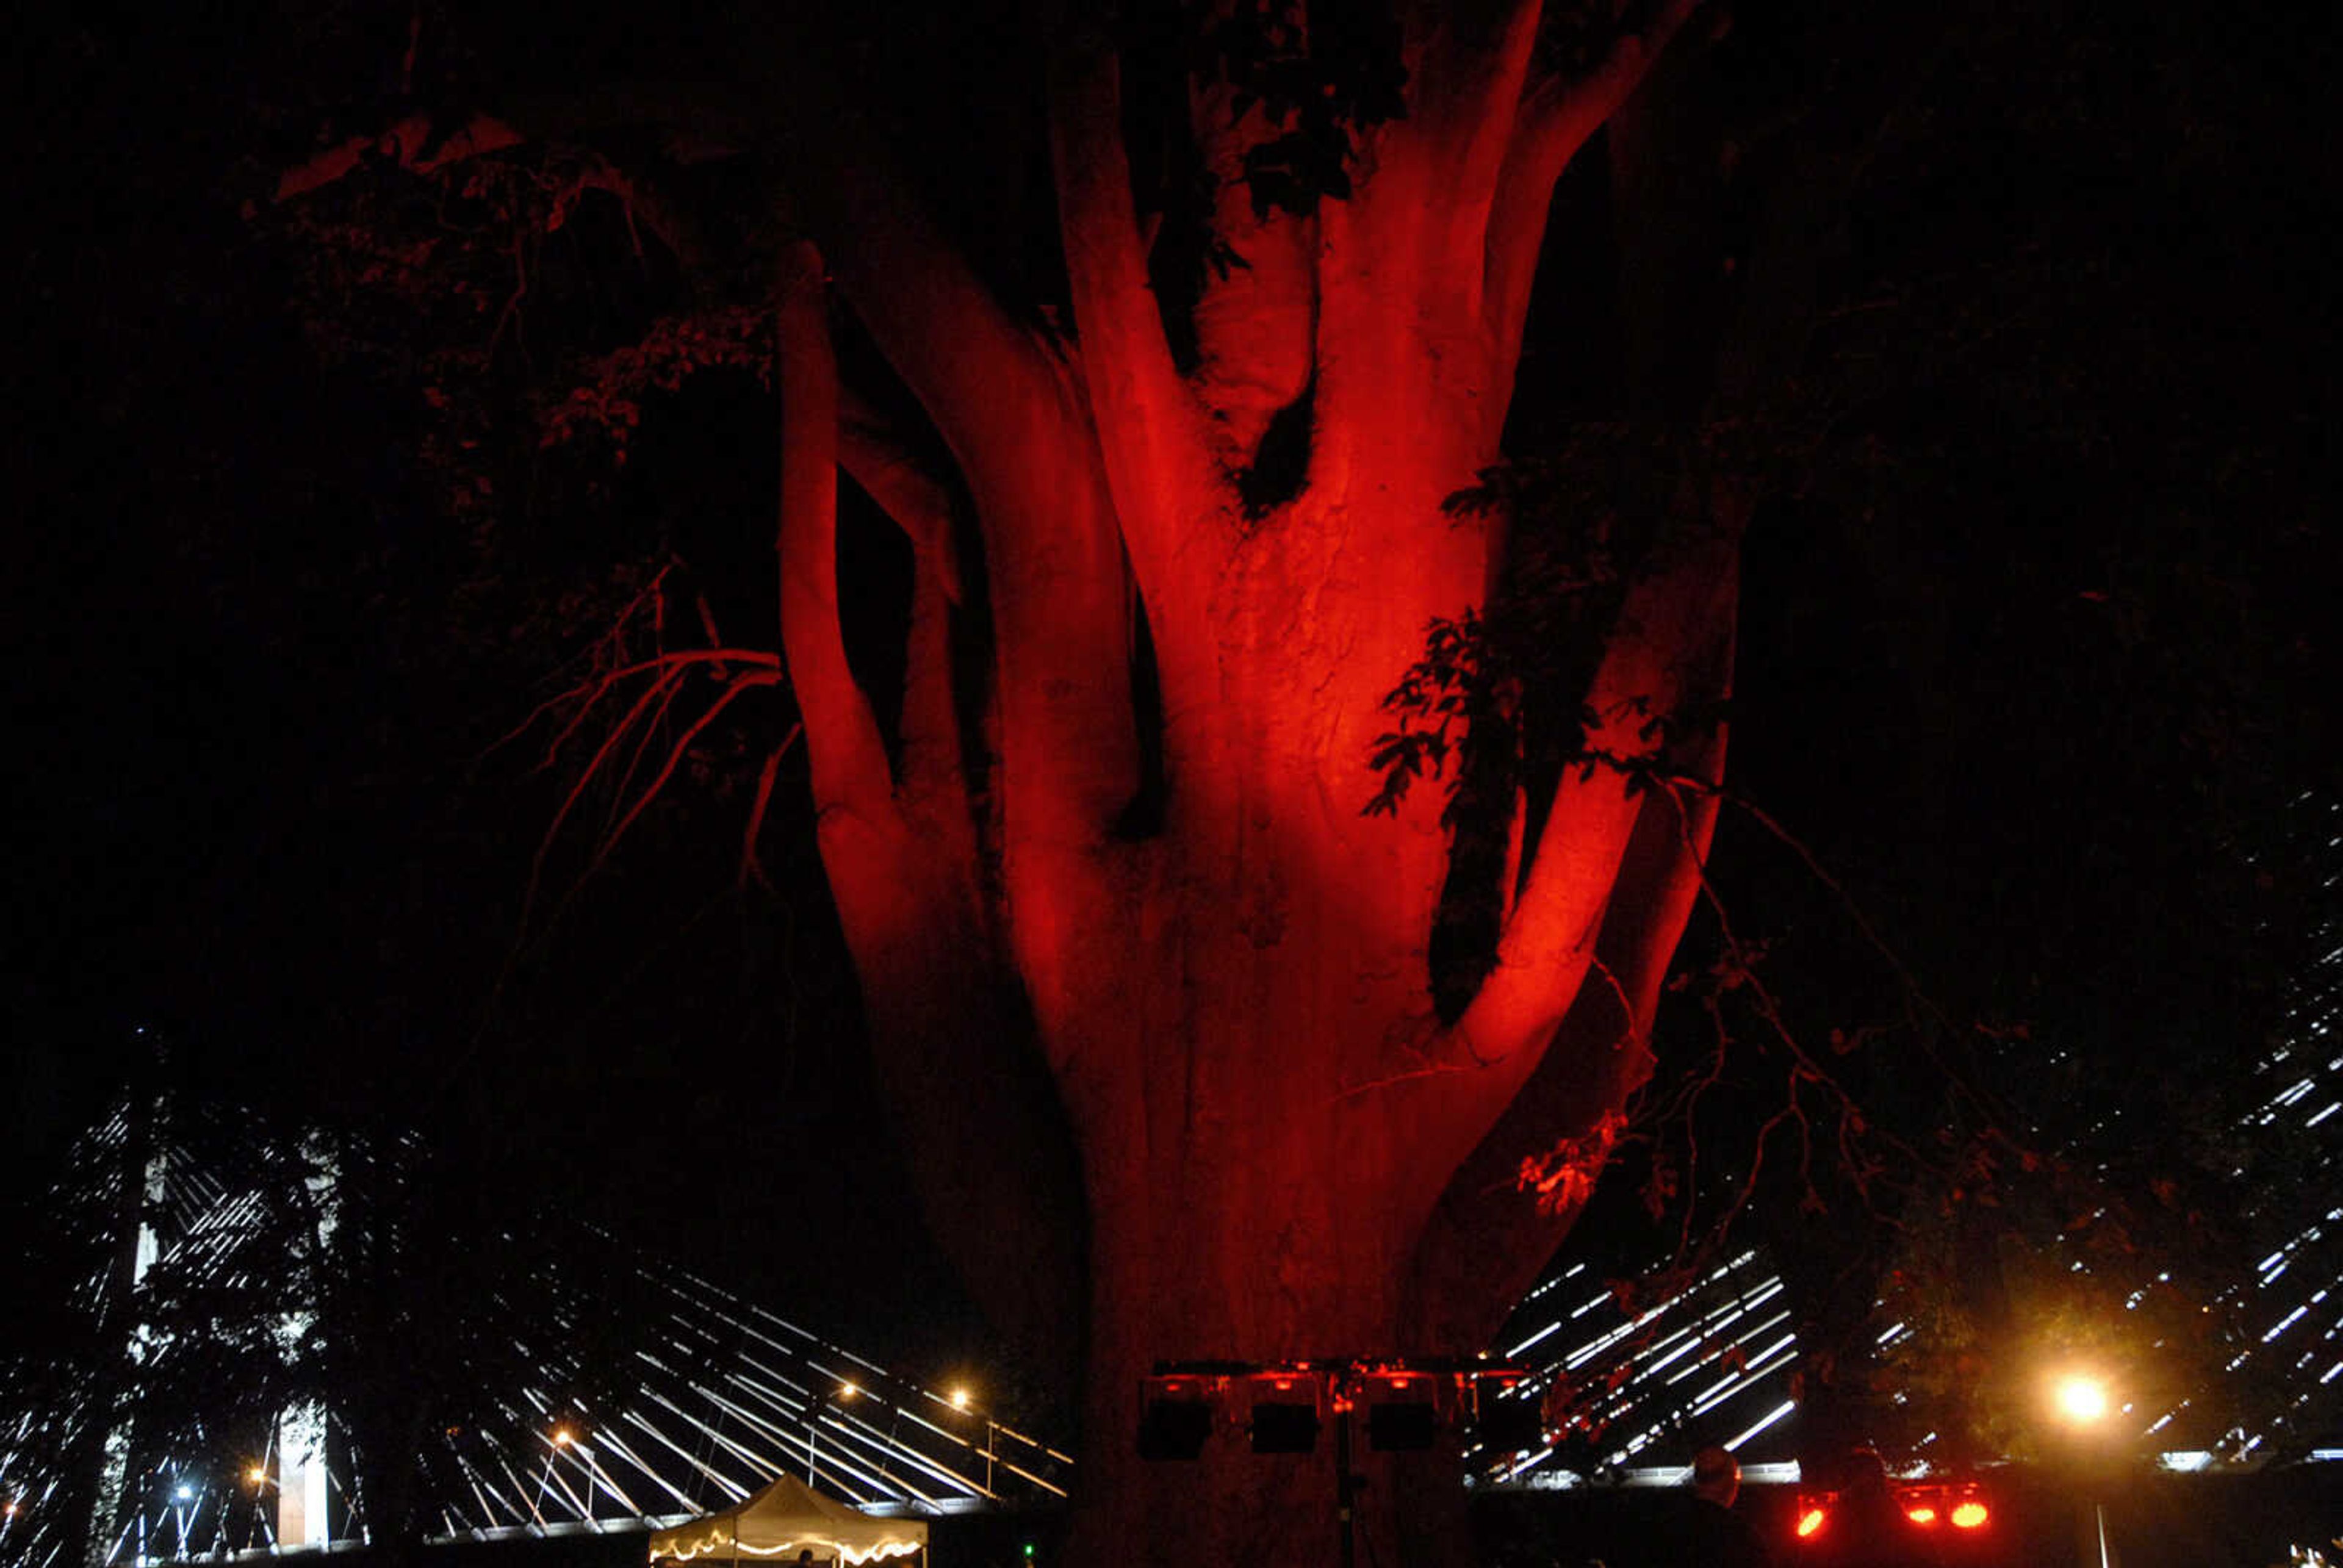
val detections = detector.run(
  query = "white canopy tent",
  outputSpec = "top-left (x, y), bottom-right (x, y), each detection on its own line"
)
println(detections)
top-left (647, 1475), bottom-right (929, 1565)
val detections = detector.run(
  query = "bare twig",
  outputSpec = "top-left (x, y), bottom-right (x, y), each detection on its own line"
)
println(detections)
top-left (586, 671), bottom-right (781, 876)
top-left (737, 727), bottom-right (804, 892)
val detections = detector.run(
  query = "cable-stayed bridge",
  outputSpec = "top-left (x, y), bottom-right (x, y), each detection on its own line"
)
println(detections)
top-left (7, 795), bottom-right (2336, 1564)
top-left (15, 1071), bottom-right (2336, 1567)
top-left (0, 1102), bottom-right (1069, 1566)
top-left (1484, 798), bottom-right (2343, 1485)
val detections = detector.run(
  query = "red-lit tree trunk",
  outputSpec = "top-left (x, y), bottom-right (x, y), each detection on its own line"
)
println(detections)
top-left (277, 2), bottom-right (1733, 1558)
top-left (763, 8), bottom-right (1729, 1561)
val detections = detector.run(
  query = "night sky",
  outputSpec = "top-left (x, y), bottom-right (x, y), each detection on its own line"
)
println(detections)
top-left (8, 0), bottom-right (2336, 1398)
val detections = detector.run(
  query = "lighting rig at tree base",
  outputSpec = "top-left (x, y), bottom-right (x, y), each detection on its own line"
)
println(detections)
top-left (1137, 1358), bottom-right (1542, 1568)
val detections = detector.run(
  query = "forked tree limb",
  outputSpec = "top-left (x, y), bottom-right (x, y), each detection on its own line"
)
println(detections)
top-left (513, 649), bottom-right (785, 923)
top-left (524, 662), bottom-right (686, 920)
top-left (769, 74), bottom-right (1076, 522)
top-left (776, 242), bottom-right (896, 824)
top-left (1449, 744), bottom-right (1645, 1070)
top-left (1481, 0), bottom-right (1705, 435)
top-left (772, 239), bottom-right (1084, 1367)
top-left (586, 671), bottom-right (782, 876)
top-left (1047, 31), bottom-right (1226, 595)
top-left (838, 389), bottom-right (963, 604)
top-left (1453, 528), bottom-right (1733, 1065)
top-left (1400, 0), bottom-right (1549, 317)
top-left (1407, 552), bottom-right (1735, 1347)
top-left (498, 646), bottom-right (763, 771)
top-left (768, 59), bottom-right (1142, 869)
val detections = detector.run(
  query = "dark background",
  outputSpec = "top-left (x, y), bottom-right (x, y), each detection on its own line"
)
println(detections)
top-left (7, 0), bottom-right (2336, 1413)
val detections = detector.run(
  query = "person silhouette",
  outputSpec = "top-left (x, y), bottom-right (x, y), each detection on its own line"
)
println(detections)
top-left (1676, 1445), bottom-right (1772, 1567)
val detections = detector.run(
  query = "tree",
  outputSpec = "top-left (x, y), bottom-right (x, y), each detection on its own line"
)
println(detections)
top-left (257, 2), bottom-right (1823, 1559)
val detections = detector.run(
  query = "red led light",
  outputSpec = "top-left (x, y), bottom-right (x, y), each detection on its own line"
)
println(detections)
top-left (1907, 1505), bottom-right (1938, 1525)
top-left (1796, 1507), bottom-right (1827, 1539)
top-left (1951, 1501), bottom-right (1988, 1529)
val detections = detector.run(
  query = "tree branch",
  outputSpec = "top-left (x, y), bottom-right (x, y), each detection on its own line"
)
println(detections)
top-left (772, 60), bottom-right (1144, 855)
top-left (775, 242), bottom-right (895, 822)
top-left (1444, 516), bottom-right (1737, 1067)
top-left (586, 670), bottom-right (781, 876)
top-left (838, 388), bottom-right (963, 605)
top-left (771, 73), bottom-right (1074, 518)
top-left (776, 242), bottom-right (1085, 1373)
top-left (1407, 0), bottom-right (1549, 315)
top-left (1047, 29), bottom-right (1225, 593)
top-left (737, 726), bottom-right (803, 893)
top-left (1408, 547), bottom-right (1737, 1348)
top-left (1482, 0), bottom-right (1705, 437)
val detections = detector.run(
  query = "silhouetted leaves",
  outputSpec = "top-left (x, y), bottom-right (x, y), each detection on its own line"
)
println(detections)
top-left (1189, 0), bottom-right (1408, 220)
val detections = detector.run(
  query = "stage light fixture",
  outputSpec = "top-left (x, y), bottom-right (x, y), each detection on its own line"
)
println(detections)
top-left (1471, 1386), bottom-right (1543, 1454)
top-left (1362, 1373), bottom-right (1438, 1451)
top-left (1367, 1401), bottom-right (1437, 1451)
top-left (1137, 1380), bottom-right (1216, 1461)
top-left (1247, 1375), bottom-right (1322, 1454)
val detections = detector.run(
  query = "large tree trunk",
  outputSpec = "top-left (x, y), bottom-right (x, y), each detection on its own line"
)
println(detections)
top-left (769, 6), bottom-right (1721, 1562)
top-left (257, 1), bottom-right (1795, 1557)
top-left (1046, 489), bottom-right (1732, 1564)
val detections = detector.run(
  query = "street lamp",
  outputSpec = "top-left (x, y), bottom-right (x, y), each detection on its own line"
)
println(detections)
top-left (2053, 1373), bottom-right (2110, 1426)
top-left (2046, 1369), bottom-right (2119, 1568)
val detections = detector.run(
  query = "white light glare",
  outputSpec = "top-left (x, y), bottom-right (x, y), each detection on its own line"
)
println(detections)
top-left (2054, 1375), bottom-right (2109, 1424)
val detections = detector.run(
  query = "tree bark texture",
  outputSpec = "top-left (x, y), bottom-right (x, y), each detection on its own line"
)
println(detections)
top-left (758, 6), bottom-right (1730, 1560)
top-left (265, 1), bottom-right (1732, 1559)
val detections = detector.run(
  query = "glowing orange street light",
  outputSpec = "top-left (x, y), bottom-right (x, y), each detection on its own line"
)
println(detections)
top-left (552, 1427), bottom-right (575, 1447)
top-left (2054, 1373), bottom-right (2111, 1425)
top-left (949, 1388), bottom-right (971, 1412)
top-left (246, 1466), bottom-right (267, 1486)
top-left (2048, 1370), bottom-right (2119, 1568)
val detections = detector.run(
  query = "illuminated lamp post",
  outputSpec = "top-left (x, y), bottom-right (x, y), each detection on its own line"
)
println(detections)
top-left (170, 1480), bottom-right (196, 1558)
top-left (2053, 1373), bottom-right (2110, 1428)
top-left (243, 1465), bottom-right (272, 1548)
top-left (2046, 1370), bottom-right (2120, 1568)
